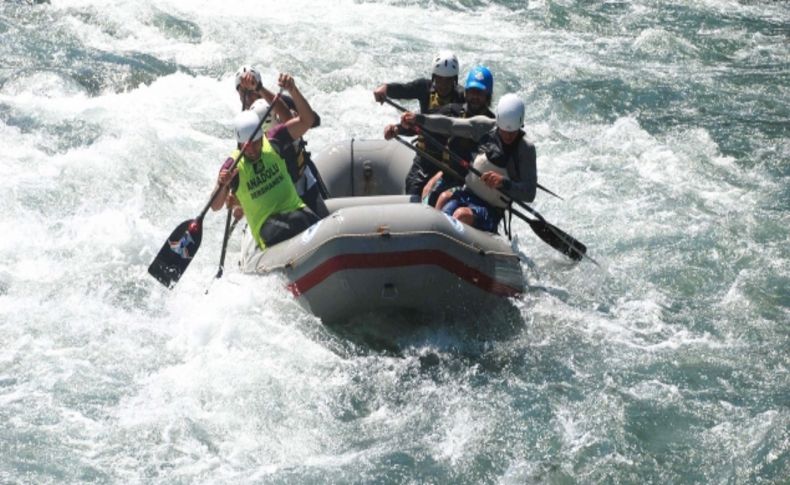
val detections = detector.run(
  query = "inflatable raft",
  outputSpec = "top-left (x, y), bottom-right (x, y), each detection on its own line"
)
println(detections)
top-left (240, 139), bottom-right (525, 323)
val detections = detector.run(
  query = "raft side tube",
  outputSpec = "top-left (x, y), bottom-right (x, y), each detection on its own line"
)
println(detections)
top-left (313, 138), bottom-right (414, 197)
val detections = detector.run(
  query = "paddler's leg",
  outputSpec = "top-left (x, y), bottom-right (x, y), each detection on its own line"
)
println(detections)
top-left (259, 208), bottom-right (319, 247)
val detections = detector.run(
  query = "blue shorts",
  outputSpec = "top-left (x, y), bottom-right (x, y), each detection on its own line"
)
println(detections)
top-left (441, 190), bottom-right (502, 233)
top-left (422, 176), bottom-right (462, 206)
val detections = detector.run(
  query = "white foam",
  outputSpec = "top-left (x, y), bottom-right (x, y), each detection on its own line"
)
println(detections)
top-left (2, 1), bottom-right (787, 482)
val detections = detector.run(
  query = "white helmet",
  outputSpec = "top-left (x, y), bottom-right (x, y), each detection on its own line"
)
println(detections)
top-left (235, 65), bottom-right (261, 89)
top-left (249, 99), bottom-right (274, 133)
top-left (249, 99), bottom-right (269, 117)
top-left (496, 93), bottom-right (525, 131)
top-left (234, 110), bottom-right (263, 143)
top-left (431, 51), bottom-right (459, 78)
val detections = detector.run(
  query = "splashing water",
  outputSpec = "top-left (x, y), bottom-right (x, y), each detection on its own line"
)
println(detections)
top-left (1, 0), bottom-right (787, 483)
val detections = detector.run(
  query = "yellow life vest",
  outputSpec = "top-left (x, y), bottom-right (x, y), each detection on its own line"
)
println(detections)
top-left (233, 138), bottom-right (305, 249)
top-left (416, 90), bottom-right (458, 157)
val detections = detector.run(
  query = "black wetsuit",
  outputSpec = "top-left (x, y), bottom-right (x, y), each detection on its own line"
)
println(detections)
top-left (418, 102), bottom-right (495, 206)
top-left (386, 78), bottom-right (465, 196)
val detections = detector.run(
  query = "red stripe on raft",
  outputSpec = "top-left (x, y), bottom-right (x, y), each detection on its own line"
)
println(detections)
top-left (285, 250), bottom-right (521, 298)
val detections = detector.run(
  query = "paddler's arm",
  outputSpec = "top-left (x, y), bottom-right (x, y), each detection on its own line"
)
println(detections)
top-left (211, 159), bottom-right (240, 211)
top-left (401, 112), bottom-right (495, 142)
top-left (238, 71), bottom-right (292, 122)
top-left (500, 142), bottom-right (537, 203)
top-left (278, 73), bottom-right (315, 140)
top-left (375, 78), bottom-right (431, 103)
top-left (254, 84), bottom-right (293, 123)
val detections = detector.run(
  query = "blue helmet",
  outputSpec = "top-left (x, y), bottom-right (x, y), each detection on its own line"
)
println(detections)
top-left (464, 66), bottom-right (493, 95)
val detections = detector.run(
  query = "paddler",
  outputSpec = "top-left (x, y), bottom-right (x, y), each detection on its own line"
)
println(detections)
top-left (400, 93), bottom-right (537, 233)
top-left (374, 51), bottom-right (465, 197)
top-left (235, 65), bottom-right (328, 218)
top-left (212, 73), bottom-right (319, 249)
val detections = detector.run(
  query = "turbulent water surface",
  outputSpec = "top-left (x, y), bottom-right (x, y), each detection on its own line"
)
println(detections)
top-left (1, 0), bottom-right (788, 483)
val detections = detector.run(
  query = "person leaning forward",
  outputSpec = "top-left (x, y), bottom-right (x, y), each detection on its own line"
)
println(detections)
top-left (235, 65), bottom-right (328, 218)
top-left (212, 73), bottom-right (319, 249)
top-left (376, 51), bottom-right (465, 196)
top-left (400, 93), bottom-right (537, 233)
top-left (420, 65), bottom-right (496, 206)
top-left (373, 50), bottom-right (465, 113)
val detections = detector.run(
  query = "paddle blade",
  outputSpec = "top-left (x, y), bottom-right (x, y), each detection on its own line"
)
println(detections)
top-left (147, 219), bottom-right (203, 288)
top-left (528, 219), bottom-right (586, 261)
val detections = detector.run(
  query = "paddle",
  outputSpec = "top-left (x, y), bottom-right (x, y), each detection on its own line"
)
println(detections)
top-left (215, 209), bottom-right (240, 281)
top-left (392, 135), bottom-right (593, 264)
top-left (147, 89), bottom-right (283, 288)
top-left (204, 208), bottom-right (242, 294)
top-left (383, 96), bottom-right (563, 200)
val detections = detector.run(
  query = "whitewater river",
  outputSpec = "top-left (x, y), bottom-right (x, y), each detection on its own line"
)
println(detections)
top-left (1, 0), bottom-right (787, 483)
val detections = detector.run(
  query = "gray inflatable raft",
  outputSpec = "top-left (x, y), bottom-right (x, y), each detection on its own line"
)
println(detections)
top-left (240, 139), bottom-right (525, 323)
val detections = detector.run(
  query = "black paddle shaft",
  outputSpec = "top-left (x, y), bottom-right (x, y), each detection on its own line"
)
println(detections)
top-left (204, 209), bottom-right (240, 295)
top-left (215, 207), bottom-right (234, 280)
top-left (147, 90), bottom-right (283, 289)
